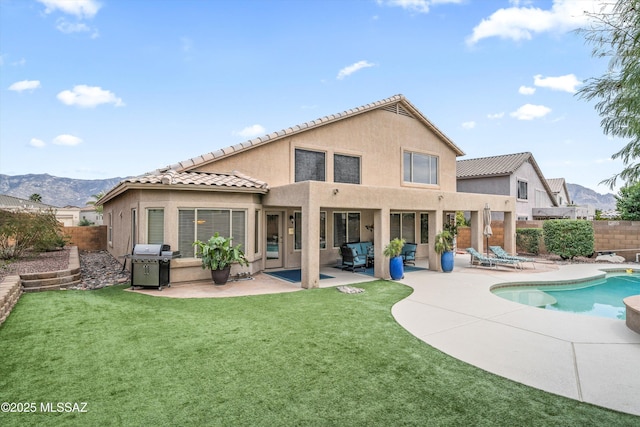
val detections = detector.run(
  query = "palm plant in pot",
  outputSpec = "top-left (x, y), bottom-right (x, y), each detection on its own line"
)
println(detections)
top-left (434, 230), bottom-right (454, 273)
top-left (383, 237), bottom-right (406, 280)
top-left (193, 232), bottom-right (249, 285)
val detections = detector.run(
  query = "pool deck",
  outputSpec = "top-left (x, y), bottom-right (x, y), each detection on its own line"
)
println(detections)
top-left (393, 257), bottom-right (640, 417)
top-left (131, 256), bottom-right (640, 417)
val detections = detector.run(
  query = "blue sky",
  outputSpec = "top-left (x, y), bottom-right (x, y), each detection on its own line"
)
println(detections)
top-left (0, 0), bottom-right (624, 194)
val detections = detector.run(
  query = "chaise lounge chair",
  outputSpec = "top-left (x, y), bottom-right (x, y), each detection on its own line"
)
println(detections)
top-left (466, 248), bottom-right (521, 270)
top-left (489, 246), bottom-right (535, 269)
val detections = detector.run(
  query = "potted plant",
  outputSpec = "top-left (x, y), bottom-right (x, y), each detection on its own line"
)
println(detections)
top-left (434, 230), bottom-right (454, 273)
top-left (383, 237), bottom-right (406, 280)
top-left (193, 232), bottom-right (249, 285)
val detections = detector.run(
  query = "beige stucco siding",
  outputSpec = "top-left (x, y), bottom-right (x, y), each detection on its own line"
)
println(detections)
top-left (193, 109), bottom-right (458, 191)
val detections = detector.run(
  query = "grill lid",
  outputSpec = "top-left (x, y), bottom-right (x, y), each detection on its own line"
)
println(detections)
top-left (132, 244), bottom-right (162, 256)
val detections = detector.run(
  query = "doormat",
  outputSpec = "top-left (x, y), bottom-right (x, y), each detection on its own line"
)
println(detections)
top-left (265, 269), bottom-right (334, 283)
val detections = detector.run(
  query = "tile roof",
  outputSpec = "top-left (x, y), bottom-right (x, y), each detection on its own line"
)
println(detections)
top-left (0, 194), bottom-right (57, 210)
top-left (158, 94), bottom-right (464, 173)
top-left (99, 170), bottom-right (269, 205)
top-left (456, 152), bottom-right (533, 178)
top-left (546, 178), bottom-right (566, 193)
top-left (456, 152), bottom-right (558, 206)
top-left (123, 170), bottom-right (269, 190)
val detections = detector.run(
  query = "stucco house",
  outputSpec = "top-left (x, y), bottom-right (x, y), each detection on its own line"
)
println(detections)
top-left (100, 95), bottom-right (515, 288)
top-left (456, 152), bottom-right (557, 221)
top-left (0, 194), bottom-right (80, 226)
top-left (546, 178), bottom-right (571, 206)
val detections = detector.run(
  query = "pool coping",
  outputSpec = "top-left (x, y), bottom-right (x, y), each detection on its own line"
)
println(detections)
top-left (392, 259), bottom-right (640, 417)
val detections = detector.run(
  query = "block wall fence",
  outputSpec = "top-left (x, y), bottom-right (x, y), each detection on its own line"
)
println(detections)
top-left (457, 220), bottom-right (640, 262)
top-left (63, 225), bottom-right (108, 251)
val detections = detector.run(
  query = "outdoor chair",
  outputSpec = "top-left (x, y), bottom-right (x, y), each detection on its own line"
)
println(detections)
top-left (489, 246), bottom-right (535, 269)
top-left (340, 244), bottom-right (367, 272)
top-left (401, 243), bottom-right (417, 266)
top-left (466, 248), bottom-right (521, 270)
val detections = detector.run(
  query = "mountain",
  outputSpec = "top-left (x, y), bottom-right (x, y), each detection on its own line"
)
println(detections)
top-left (567, 183), bottom-right (617, 212)
top-left (0, 174), bottom-right (126, 208)
top-left (0, 173), bottom-right (619, 213)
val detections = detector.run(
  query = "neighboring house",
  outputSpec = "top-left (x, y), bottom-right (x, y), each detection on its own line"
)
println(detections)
top-left (533, 177), bottom-right (594, 220)
top-left (0, 194), bottom-right (80, 226)
top-left (546, 178), bottom-right (571, 206)
top-left (100, 95), bottom-right (516, 288)
top-left (80, 205), bottom-right (103, 225)
top-left (456, 152), bottom-right (557, 221)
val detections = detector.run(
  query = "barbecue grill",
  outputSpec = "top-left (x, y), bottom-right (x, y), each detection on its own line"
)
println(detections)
top-left (127, 244), bottom-right (181, 290)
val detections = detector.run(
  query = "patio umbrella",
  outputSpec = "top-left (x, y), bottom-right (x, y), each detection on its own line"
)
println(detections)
top-left (483, 203), bottom-right (492, 258)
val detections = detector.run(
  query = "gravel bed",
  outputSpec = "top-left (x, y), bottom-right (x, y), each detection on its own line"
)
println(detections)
top-left (74, 250), bottom-right (130, 290)
top-left (0, 248), bottom-right (130, 289)
top-left (0, 248), bottom-right (71, 282)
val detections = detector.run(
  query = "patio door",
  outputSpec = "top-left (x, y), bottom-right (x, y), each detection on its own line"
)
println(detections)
top-left (265, 212), bottom-right (283, 269)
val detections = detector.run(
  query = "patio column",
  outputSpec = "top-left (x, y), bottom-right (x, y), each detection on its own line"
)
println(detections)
top-left (374, 207), bottom-right (390, 279)
top-left (503, 210), bottom-right (516, 255)
top-left (301, 196), bottom-right (320, 289)
top-left (470, 210), bottom-right (482, 253)
top-left (428, 209), bottom-right (443, 271)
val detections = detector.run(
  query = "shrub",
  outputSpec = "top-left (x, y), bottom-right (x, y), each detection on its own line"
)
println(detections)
top-left (516, 228), bottom-right (543, 255)
top-left (0, 208), bottom-right (68, 259)
top-left (543, 220), bottom-right (594, 260)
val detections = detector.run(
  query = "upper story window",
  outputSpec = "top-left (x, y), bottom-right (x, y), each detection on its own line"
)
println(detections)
top-left (295, 148), bottom-right (325, 182)
top-left (517, 180), bottom-right (528, 200)
top-left (403, 151), bottom-right (438, 185)
top-left (334, 154), bottom-right (361, 184)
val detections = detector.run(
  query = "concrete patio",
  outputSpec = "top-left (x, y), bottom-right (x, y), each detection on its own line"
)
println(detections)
top-left (130, 254), bottom-right (640, 417)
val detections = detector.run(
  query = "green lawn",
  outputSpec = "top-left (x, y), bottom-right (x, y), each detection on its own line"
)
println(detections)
top-left (0, 281), bottom-right (636, 426)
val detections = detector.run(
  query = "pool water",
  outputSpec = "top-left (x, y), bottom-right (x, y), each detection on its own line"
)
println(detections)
top-left (492, 273), bottom-right (640, 320)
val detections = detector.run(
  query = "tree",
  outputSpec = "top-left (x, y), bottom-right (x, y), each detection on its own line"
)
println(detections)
top-left (615, 182), bottom-right (640, 220)
top-left (29, 193), bottom-right (42, 203)
top-left (577, 0), bottom-right (640, 189)
top-left (86, 191), bottom-right (105, 214)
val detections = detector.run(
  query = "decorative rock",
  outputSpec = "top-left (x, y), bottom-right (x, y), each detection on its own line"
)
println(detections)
top-left (595, 254), bottom-right (626, 263)
top-left (336, 285), bottom-right (365, 294)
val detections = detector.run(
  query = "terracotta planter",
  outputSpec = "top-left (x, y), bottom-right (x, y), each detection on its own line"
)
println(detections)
top-left (210, 266), bottom-right (231, 285)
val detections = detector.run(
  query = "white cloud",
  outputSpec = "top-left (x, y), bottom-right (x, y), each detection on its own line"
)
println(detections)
top-left (29, 138), bottom-right (46, 148)
top-left (462, 121), bottom-right (476, 129)
top-left (233, 124), bottom-right (266, 138)
top-left (510, 104), bottom-right (551, 120)
top-left (519, 85), bottom-right (535, 95)
top-left (37, 0), bottom-right (101, 19)
top-left (57, 85), bottom-right (124, 108)
top-left (56, 19), bottom-right (90, 34)
top-left (53, 134), bottom-right (83, 146)
top-left (8, 80), bottom-right (41, 92)
top-left (466, 0), bottom-right (603, 45)
top-left (487, 112), bottom-right (505, 119)
top-left (377, 0), bottom-right (462, 14)
top-left (533, 73), bottom-right (581, 93)
top-left (337, 60), bottom-right (375, 80)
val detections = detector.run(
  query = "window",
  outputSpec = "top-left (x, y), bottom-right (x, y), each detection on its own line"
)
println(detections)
top-left (517, 180), bottom-right (528, 200)
top-left (179, 209), bottom-right (246, 257)
top-left (420, 213), bottom-right (429, 244)
top-left (404, 151), bottom-right (438, 185)
top-left (254, 209), bottom-right (260, 254)
top-left (294, 211), bottom-right (327, 250)
top-left (147, 209), bottom-right (164, 244)
top-left (333, 212), bottom-right (360, 247)
top-left (108, 212), bottom-right (113, 244)
top-left (295, 148), bottom-right (325, 182)
top-left (334, 154), bottom-right (360, 184)
top-left (390, 212), bottom-right (416, 241)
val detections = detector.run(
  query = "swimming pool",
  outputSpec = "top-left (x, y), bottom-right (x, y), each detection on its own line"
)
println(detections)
top-left (492, 271), bottom-right (640, 320)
